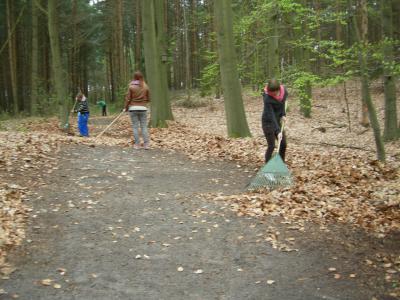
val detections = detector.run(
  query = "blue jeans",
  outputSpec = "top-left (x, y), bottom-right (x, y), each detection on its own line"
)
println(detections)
top-left (129, 110), bottom-right (149, 145)
top-left (78, 112), bottom-right (89, 136)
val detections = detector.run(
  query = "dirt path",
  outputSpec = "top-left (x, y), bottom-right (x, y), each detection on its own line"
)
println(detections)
top-left (0, 143), bottom-right (395, 300)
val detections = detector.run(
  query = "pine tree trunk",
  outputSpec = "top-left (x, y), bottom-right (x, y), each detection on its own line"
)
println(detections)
top-left (172, 0), bottom-right (183, 90)
top-left (31, 0), bottom-right (39, 115)
top-left (268, 0), bottom-right (279, 79)
top-left (359, 0), bottom-right (370, 127)
top-left (48, 0), bottom-right (69, 129)
top-left (190, 0), bottom-right (199, 87)
top-left (135, 0), bottom-right (142, 70)
top-left (71, 0), bottom-right (79, 98)
top-left (381, 0), bottom-right (398, 141)
top-left (214, 0), bottom-right (251, 138)
top-left (141, 0), bottom-right (173, 128)
top-left (299, 0), bottom-right (312, 118)
top-left (183, 3), bottom-right (191, 100)
top-left (108, 49), bottom-right (116, 102)
top-left (115, 0), bottom-right (125, 92)
top-left (314, 0), bottom-right (322, 74)
top-left (6, 0), bottom-right (19, 114)
top-left (335, 0), bottom-right (343, 42)
top-left (155, 0), bottom-right (172, 119)
top-left (0, 68), bottom-right (5, 113)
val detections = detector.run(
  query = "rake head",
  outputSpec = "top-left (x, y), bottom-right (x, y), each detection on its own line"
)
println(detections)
top-left (247, 154), bottom-right (293, 191)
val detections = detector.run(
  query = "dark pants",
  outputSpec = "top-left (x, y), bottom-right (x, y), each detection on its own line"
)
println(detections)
top-left (262, 126), bottom-right (286, 163)
top-left (102, 106), bottom-right (107, 116)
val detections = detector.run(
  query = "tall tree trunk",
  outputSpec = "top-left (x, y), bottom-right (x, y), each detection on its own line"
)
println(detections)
top-left (48, 0), bottom-right (69, 129)
top-left (335, 0), bottom-right (343, 42)
top-left (108, 49), bottom-right (116, 102)
top-left (268, 0), bottom-right (279, 79)
top-left (141, 0), bottom-right (173, 128)
top-left (381, 0), bottom-right (398, 141)
top-left (155, 0), bottom-right (170, 102)
top-left (114, 0), bottom-right (125, 93)
top-left (6, 0), bottom-right (18, 114)
top-left (31, 0), bottom-right (39, 115)
top-left (314, 0), bottom-right (322, 74)
top-left (183, 2), bottom-right (191, 100)
top-left (71, 0), bottom-right (79, 98)
top-left (299, 0), bottom-right (312, 118)
top-left (190, 0), bottom-right (199, 87)
top-left (359, 0), bottom-right (370, 127)
top-left (172, 0), bottom-right (181, 90)
top-left (135, 0), bottom-right (142, 70)
top-left (352, 14), bottom-right (386, 161)
top-left (214, 0), bottom-right (251, 138)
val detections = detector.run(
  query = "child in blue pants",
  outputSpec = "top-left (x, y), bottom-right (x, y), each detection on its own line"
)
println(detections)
top-left (76, 93), bottom-right (90, 137)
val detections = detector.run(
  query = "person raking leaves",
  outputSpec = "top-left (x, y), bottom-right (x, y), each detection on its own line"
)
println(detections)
top-left (74, 92), bottom-right (90, 137)
top-left (261, 78), bottom-right (288, 163)
top-left (124, 71), bottom-right (151, 149)
top-left (246, 78), bottom-right (293, 191)
top-left (96, 98), bottom-right (107, 116)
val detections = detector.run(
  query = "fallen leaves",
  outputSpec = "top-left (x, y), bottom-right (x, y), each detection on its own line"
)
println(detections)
top-left (40, 279), bottom-right (53, 286)
top-left (0, 184), bottom-right (28, 272)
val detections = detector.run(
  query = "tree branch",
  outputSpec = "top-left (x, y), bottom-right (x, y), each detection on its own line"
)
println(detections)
top-left (0, 4), bottom-right (26, 57)
top-left (35, 0), bottom-right (48, 16)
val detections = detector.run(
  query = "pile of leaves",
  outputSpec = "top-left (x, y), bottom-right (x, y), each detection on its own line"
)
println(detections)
top-left (153, 122), bottom-right (399, 236)
top-left (0, 184), bottom-right (27, 277)
top-left (0, 132), bottom-right (64, 270)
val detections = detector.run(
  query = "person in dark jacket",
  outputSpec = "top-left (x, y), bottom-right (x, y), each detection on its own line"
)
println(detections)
top-left (75, 93), bottom-right (90, 137)
top-left (262, 79), bottom-right (288, 163)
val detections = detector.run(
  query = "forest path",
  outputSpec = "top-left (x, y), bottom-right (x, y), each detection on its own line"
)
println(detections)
top-left (0, 142), bottom-right (392, 300)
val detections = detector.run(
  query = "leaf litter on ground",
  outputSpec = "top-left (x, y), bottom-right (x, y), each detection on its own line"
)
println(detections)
top-left (1, 83), bottom-right (399, 296)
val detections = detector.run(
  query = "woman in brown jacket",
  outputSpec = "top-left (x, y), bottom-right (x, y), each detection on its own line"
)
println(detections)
top-left (124, 71), bottom-right (151, 149)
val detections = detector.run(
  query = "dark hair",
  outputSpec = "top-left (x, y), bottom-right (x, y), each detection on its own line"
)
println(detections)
top-left (133, 71), bottom-right (144, 81)
top-left (267, 79), bottom-right (280, 92)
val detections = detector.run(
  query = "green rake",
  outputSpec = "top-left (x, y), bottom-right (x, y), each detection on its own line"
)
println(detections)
top-left (247, 123), bottom-right (293, 191)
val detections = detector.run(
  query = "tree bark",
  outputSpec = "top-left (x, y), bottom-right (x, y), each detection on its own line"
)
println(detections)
top-left (268, 0), bottom-right (280, 79)
top-left (71, 0), bottom-right (80, 98)
top-left (115, 0), bottom-right (125, 90)
top-left (135, 0), bottom-right (142, 70)
top-left (335, 0), bottom-right (343, 42)
top-left (352, 13), bottom-right (386, 161)
top-left (359, 0), bottom-right (370, 127)
top-left (31, 0), bottom-right (39, 115)
top-left (214, 0), bottom-right (251, 138)
top-left (6, 0), bottom-right (19, 114)
top-left (48, 0), bottom-right (69, 129)
top-left (381, 0), bottom-right (398, 141)
top-left (141, 0), bottom-right (173, 127)
top-left (183, 2), bottom-right (191, 100)
top-left (190, 0), bottom-right (199, 87)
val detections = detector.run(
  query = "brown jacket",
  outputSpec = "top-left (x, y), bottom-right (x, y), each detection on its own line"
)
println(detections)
top-left (124, 81), bottom-right (150, 110)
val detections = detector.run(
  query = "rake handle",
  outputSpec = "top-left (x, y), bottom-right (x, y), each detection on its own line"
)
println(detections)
top-left (277, 118), bottom-right (285, 153)
top-left (277, 100), bottom-right (288, 153)
top-left (95, 111), bottom-right (125, 139)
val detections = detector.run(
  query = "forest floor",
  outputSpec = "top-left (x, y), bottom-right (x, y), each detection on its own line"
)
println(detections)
top-left (0, 82), bottom-right (399, 299)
